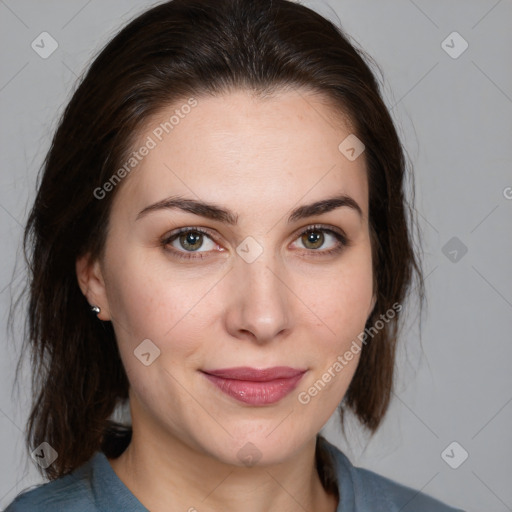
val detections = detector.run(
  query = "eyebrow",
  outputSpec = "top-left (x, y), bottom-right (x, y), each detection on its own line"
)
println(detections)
top-left (136, 193), bottom-right (363, 224)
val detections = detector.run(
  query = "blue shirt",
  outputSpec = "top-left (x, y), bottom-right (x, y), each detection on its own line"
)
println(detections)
top-left (5, 438), bottom-right (464, 511)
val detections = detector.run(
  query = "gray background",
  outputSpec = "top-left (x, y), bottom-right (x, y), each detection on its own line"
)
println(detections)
top-left (1, 0), bottom-right (511, 510)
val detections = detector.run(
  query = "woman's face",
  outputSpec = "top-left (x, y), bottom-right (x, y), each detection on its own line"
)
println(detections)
top-left (79, 88), bottom-right (375, 466)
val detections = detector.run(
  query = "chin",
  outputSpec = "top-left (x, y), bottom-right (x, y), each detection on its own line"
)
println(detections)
top-left (199, 426), bottom-right (312, 468)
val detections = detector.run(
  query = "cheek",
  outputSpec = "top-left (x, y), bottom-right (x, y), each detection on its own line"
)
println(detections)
top-left (103, 249), bottom-right (216, 365)
top-left (305, 247), bottom-right (374, 339)
top-left (294, 249), bottom-right (373, 410)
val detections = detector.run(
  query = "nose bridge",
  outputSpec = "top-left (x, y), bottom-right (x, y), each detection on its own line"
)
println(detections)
top-left (227, 237), bottom-right (292, 342)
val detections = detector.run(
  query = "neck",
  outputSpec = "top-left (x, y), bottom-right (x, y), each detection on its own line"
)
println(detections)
top-left (108, 404), bottom-right (338, 512)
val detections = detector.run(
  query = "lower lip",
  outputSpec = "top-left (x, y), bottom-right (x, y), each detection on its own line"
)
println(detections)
top-left (202, 372), bottom-right (306, 405)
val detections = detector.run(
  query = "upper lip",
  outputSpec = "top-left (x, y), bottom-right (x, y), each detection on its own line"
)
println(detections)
top-left (201, 366), bottom-right (306, 381)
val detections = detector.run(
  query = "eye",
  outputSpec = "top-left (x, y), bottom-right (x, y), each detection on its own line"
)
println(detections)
top-left (290, 224), bottom-right (349, 257)
top-left (161, 224), bottom-right (349, 261)
top-left (162, 227), bottom-right (220, 260)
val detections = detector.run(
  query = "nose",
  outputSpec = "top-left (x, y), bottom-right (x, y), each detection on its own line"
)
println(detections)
top-left (224, 249), bottom-right (293, 345)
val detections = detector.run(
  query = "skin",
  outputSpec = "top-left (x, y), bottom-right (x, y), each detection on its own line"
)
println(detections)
top-left (77, 88), bottom-right (376, 512)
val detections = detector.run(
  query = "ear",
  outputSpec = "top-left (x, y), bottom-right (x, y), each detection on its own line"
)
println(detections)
top-left (76, 253), bottom-right (111, 321)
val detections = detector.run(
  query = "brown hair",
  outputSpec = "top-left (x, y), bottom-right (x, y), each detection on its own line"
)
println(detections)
top-left (15, 0), bottom-right (424, 482)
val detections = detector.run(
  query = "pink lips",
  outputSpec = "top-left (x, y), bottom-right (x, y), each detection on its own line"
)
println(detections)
top-left (201, 366), bottom-right (306, 406)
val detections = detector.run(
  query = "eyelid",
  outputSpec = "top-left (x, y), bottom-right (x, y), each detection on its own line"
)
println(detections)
top-left (162, 224), bottom-right (347, 242)
top-left (290, 223), bottom-right (348, 243)
top-left (161, 226), bottom-right (219, 246)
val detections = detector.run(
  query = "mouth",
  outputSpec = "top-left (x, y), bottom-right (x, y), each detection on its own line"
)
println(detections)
top-left (200, 366), bottom-right (307, 406)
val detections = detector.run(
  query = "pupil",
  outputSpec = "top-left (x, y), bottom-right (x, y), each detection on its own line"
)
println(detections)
top-left (182, 232), bottom-right (202, 251)
top-left (305, 230), bottom-right (323, 248)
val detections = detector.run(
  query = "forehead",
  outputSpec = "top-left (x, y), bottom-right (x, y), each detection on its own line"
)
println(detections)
top-left (115, 89), bottom-right (368, 219)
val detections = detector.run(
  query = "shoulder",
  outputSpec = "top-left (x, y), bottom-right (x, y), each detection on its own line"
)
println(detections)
top-left (352, 465), bottom-right (465, 511)
top-left (4, 456), bottom-right (97, 512)
top-left (319, 436), bottom-right (466, 512)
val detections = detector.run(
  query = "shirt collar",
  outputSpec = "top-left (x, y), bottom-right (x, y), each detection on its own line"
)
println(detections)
top-left (319, 436), bottom-right (356, 511)
top-left (88, 452), bottom-right (148, 511)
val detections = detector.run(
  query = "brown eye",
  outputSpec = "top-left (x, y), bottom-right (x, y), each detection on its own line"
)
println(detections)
top-left (161, 227), bottom-right (219, 260)
top-left (177, 231), bottom-right (204, 251)
top-left (301, 230), bottom-right (325, 250)
top-left (292, 225), bottom-right (349, 257)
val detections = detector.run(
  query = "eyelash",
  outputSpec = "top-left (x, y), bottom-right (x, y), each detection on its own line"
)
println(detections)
top-left (161, 224), bottom-right (350, 261)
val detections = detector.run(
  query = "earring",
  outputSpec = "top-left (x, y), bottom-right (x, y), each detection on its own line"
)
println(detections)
top-left (91, 305), bottom-right (101, 315)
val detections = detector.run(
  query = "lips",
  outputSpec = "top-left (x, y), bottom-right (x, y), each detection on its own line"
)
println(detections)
top-left (201, 366), bottom-right (307, 406)
top-left (202, 366), bottom-right (306, 381)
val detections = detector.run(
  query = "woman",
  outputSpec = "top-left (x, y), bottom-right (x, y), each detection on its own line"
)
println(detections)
top-left (6, 0), bottom-right (464, 510)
